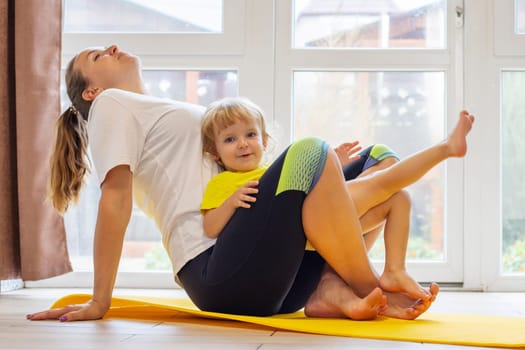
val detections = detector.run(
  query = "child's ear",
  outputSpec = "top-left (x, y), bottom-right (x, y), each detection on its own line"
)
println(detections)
top-left (206, 151), bottom-right (219, 160)
top-left (207, 151), bottom-right (223, 165)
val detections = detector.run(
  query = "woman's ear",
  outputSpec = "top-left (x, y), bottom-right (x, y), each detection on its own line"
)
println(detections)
top-left (82, 87), bottom-right (103, 102)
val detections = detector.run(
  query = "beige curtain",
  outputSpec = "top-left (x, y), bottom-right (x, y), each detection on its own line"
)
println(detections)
top-left (0, 0), bottom-right (71, 281)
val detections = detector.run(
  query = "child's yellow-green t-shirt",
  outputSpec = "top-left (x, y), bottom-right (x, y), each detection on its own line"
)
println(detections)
top-left (201, 166), bottom-right (268, 211)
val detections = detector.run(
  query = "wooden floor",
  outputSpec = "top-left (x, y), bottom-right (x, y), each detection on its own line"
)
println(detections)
top-left (1, 288), bottom-right (524, 350)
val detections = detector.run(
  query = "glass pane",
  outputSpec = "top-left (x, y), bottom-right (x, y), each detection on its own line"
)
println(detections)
top-left (502, 71), bottom-right (525, 274)
top-left (61, 70), bottom-right (238, 272)
top-left (142, 70), bottom-right (238, 106)
top-left (63, 0), bottom-right (223, 33)
top-left (516, 0), bottom-right (525, 34)
top-left (293, 0), bottom-right (446, 49)
top-left (293, 71), bottom-right (445, 260)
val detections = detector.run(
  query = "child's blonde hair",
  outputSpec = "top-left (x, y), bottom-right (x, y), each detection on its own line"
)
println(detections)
top-left (202, 97), bottom-right (270, 158)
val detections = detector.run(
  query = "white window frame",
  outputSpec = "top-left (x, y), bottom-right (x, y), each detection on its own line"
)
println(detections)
top-left (463, 0), bottom-right (525, 291)
top-left (494, 0), bottom-right (525, 55)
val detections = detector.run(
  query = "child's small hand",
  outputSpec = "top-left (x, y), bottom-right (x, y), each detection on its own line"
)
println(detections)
top-left (229, 180), bottom-right (259, 209)
top-left (334, 141), bottom-right (362, 167)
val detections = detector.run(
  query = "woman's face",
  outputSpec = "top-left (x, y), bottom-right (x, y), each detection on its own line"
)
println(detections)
top-left (74, 45), bottom-right (141, 93)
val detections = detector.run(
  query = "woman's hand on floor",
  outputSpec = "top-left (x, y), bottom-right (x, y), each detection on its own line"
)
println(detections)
top-left (26, 299), bottom-right (108, 322)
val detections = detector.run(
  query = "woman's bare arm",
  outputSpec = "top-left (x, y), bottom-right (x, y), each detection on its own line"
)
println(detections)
top-left (27, 165), bottom-right (133, 322)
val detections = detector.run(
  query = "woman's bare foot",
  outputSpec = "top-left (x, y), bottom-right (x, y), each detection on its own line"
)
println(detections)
top-left (305, 270), bottom-right (387, 320)
top-left (445, 110), bottom-right (475, 158)
top-left (379, 269), bottom-right (430, 301)
top-left (381, 282), bottom-right (439, 320)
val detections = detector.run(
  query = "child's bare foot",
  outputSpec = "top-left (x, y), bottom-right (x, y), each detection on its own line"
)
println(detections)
top-left (305, 271), bottom-right (387, 320)
top-left (446, 110), bottom-right (475, 158)
top-left (379, 269), bottom-right (430, 301)
top-left (381, 282), bottom-right (439, 320)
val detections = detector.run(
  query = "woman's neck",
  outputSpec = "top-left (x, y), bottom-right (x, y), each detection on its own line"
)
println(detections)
top-left (118, 71), bottom-right (147, 94)
top-left (123, 81), bottom-right (147, 94)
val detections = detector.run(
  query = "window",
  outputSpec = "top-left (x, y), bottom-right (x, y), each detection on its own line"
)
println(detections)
top-left (495, 0), bottom-right (525, 55)
top-left (501, 71), bottom-right (525, 275)
top-left (516, 0), bottom-right (525, 34)
top-left (63, 0), bottom-right (223, 33)
top-left (293, 0), bottom-right (446, 49)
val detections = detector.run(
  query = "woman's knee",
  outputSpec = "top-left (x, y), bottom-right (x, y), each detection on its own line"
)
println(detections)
top-left (381, 156), bottom-right (399, 168)
top-left (276, 137), bottom-right (330, 196)
top-left (357, 151), bottom-right (399, 178)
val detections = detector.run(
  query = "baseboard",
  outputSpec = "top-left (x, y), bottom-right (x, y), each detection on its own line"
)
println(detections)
top-left (0, 279), bottom-right (24, 293)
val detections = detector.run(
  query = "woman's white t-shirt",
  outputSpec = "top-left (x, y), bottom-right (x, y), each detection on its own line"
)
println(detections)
top-left (87, 89), bottom-right (218, 284)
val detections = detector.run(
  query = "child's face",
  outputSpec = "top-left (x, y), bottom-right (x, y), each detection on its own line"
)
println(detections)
top-left (214, 118), bottom-right (266, 172)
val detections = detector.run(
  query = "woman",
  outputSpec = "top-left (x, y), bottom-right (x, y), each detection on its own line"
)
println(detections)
top-left (27, 45), bottom-right (473, 322)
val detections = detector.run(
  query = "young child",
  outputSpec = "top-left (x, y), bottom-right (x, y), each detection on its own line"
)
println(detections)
top-left (200, 96), bottom-right (429, 301)
top-left (200, 97), bottom-right (271, 238)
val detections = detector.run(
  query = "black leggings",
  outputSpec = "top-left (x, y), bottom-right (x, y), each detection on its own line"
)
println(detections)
top-left (178, 143), bottom-right (383, 316)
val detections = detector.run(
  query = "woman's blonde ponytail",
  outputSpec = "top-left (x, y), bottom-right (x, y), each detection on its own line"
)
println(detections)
top-left (48, 56), bottom-right (92, 213)
top-left (48, 106), bottom-right (90, 213)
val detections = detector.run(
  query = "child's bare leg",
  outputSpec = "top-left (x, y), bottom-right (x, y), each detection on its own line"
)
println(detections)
top-left (363, 226), bottom-right (383, 251)
top-left (359, 192), bottom-right (428, 300)
top-left (346, 110), bottom-right (474, 217)
top-left (360, 191), bottom-right (427, 300)
top-left (379, 190), bottom-right (429, 300)
top-left (357, 152), bottom-right (398, 251)
top-left (359, 204), bottom-right (386, 250)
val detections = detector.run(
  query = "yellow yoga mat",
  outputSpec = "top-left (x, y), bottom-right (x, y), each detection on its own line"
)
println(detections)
top-left (52, 294), bottom-right (525, 348)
